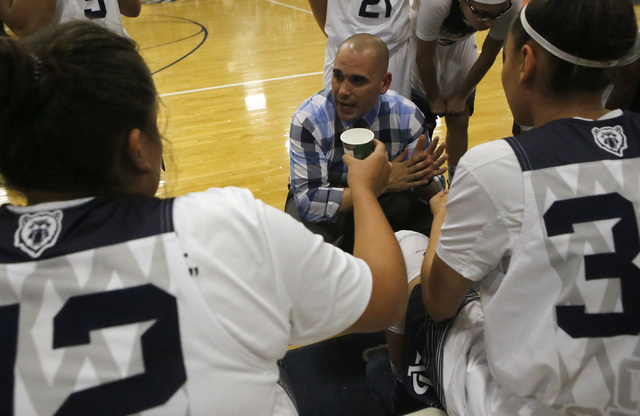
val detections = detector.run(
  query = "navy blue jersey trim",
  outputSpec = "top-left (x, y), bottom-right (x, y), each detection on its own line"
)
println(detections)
top-left (504, 135), bottom-right (531, 171)
top-left (505, 112), bottom-right (640, 172)
top-left (0, 195), bottom-right (176, 264)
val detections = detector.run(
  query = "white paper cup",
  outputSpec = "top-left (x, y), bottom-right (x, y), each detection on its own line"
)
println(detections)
top-left (340, 128), bottom-right (374, 160)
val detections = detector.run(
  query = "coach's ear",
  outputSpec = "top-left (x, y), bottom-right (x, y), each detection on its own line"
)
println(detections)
top-left (380, 72), bottom-right (392, 94)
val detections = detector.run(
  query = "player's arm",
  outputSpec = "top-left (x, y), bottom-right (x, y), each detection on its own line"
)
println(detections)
top-left (424, 255), bottom-right (473, 321)
top-left (415, 38), bottom-right (446, 115)
top-left (118, 0), bottom-right (141, 18)
top-left (308, 0), bottom-right (327, 37)
top-left (0, 0), bottom-right (56, 37)
top-left (448, 35), bottom-right (504, 113)
top-left (420, 191), bottom-right (473, 321)
top-left (346, 140), bottom-right (408, 332)
top-left (335, 187), bottom-right (354, 214)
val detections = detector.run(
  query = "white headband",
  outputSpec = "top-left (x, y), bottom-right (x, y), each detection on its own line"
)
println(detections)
top-left (619, 31), bottom-right (640, 66)
top-left (474, 0), bottom-right (509, 4)
top-left (520, 3), bottom-right (635, 68)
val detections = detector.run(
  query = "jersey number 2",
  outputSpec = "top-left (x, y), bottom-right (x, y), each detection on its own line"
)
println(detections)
top-left (359, 0), bottom-right (392, 18)
top-left (0, 284), bottom-right (187, 415)
top-left (544, 193), bottom-right (640, 338)
top-left (85, 0), bottom-right (107, 19)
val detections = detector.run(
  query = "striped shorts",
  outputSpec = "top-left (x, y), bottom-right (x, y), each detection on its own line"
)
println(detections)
top-left (401, 285), bottom-right (480, 411)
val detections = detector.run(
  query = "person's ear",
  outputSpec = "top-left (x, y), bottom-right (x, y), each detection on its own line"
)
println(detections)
top-left (520, 44), bottom-right (536, 84)
top-left (380, 72), bottom-right (392, 94)
top-left (125, 128), bottom-right (153, 173)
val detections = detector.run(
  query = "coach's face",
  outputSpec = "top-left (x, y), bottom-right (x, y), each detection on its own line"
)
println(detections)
top-left (331, 47), bottom-right (391, 122)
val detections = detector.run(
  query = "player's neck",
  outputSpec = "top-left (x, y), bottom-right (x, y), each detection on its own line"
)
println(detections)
top-left (531, 92), bottom-right (609, 128)
top-left (23, 190), bottom-right (94, 206)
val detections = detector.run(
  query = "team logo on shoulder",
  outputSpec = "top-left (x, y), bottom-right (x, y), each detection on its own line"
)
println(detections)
top-left (14, 210), bottom-right (63, 258)
top-left (592, 125), bottom-right (627, 157)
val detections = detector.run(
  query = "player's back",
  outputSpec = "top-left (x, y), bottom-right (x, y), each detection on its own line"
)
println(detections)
top-left (483, 110), bottom-right (640, 414)
top-left (0, 193), bottom-right (296, 415)
top-left (56, 0), bottom-right (127, 36)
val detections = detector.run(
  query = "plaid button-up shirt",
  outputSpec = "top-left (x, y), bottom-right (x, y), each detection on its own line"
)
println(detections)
top-left (289, 89), bottom-right (444, 222)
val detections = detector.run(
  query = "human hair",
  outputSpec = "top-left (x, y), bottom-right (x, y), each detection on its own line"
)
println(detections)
top-left (341, 33), bottom-right (390, 76)
top-left (510, 0), bottom-right (637, 96)
top-left (0, 21), bottom-right (159, 195)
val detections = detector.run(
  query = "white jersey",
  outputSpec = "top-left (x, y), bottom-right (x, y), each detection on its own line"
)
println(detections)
top-left (437, 110), bottom-right (640, 415)
top-left (414, 0), bottom-right (516, 44)
top-left (323, 0), bottom-right (413, 98)
top-left (0, 187), bottom-right (373, 415)
top-left (56, 0), bottom-right (128, 37)
top-left (411, 0), bottom-right (520, 99)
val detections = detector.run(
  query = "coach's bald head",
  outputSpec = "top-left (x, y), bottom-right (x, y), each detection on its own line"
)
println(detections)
top-left (332, 34), bottom-right (392, 121)
top-left (337, 33), bottom-right (390, 78)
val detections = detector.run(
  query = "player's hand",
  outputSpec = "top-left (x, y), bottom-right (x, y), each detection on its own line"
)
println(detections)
top-left (429, 189), bottom-right (449, 216)
top-left (428, 97), bottom-right (447, 116)
top-left (343, 139), bottom-right (390, 198)
top-left (446, 95), bottom-right (467, 114)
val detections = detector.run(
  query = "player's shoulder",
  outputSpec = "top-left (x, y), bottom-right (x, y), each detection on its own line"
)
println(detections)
top-left (462, 138), bottom-right (518, 172)
top-left (176, 187), bottom-right (256, 208)
top-left (173, 187), bottom-right (262, 223)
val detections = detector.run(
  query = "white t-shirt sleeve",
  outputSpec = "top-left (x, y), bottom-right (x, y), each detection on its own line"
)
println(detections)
top-left (415, 0), bottom-right (450, 41)
top-left (436, 141), bottom-right (523, 281)
top-left (173, 187), bottom-right (373, 353)
top-left (262, 203), bottom-right (373, 345)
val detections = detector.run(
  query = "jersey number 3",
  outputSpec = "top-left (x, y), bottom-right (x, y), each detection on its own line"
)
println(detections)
top-left (85, 0), bottom-right (107, 19)
top-left (359, 0), bottom-right (392, 18)
top-left (544, 193), bottom-right (640, 338)
top-left (0, 284), bottom-right (187, 415)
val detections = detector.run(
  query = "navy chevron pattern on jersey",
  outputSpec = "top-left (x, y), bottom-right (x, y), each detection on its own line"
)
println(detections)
top-left (0, 196), bottom-right (174, 263)
top-left (505, 111), bottom-right (640, 171)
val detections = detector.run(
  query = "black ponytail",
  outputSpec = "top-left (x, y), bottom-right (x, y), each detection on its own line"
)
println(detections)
top-left (0, 22), bottom-right (159, 195)
top-left (510, 0), bottom-right (638, 96)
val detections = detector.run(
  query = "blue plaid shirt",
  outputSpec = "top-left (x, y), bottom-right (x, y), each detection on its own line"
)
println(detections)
top-left (289, 89), bottom-right (445, 222)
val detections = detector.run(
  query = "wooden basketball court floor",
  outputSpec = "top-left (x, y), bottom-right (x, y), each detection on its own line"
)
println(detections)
top-left (4, 1), bottom-right (638, 209)
top-left (125, 0), bottom-right (513, 208)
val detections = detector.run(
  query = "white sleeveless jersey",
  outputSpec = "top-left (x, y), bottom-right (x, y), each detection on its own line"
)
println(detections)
top-left (0, 187), bottom-right (372, 415)
top-left (322, 0), bottom-right (413, 98)
top-left (482, 113), bottom-right (640, 414)
top-left (56, 0), bottom-right (127, 37)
